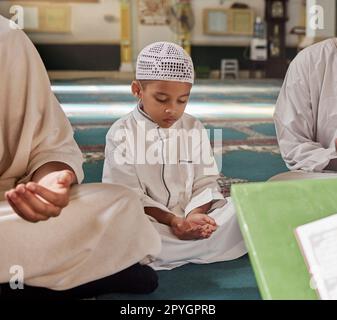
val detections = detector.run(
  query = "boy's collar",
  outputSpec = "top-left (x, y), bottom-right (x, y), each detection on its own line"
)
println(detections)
top-left (135, 101), bottom-right (156, 123)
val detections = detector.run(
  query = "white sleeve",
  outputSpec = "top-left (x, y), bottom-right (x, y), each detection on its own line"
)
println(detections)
top-left (184, 121), bottom-right (226, 217)
top-left (274, 51), bottom-right (337, 172)
top-left (13, 31), bottom-right (84, 184)
top-left (102, 127), bottom-right (174, 214)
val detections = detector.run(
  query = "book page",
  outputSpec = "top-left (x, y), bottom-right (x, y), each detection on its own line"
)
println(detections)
top-left (295, 214), bottom-right (337, 300)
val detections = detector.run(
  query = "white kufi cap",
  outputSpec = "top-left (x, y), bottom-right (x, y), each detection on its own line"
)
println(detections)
top-left (136, 42), bottom-right (194, 84)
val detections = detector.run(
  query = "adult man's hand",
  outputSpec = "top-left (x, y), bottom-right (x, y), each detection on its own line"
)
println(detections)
top-left (5, 170), bottom-right (76, 223)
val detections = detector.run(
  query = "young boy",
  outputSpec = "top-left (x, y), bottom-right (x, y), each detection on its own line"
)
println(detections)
top-left (103, 42), bottom-right (246, 270)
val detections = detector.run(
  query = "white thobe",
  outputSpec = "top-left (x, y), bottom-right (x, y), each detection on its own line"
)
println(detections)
top-left (274, 38), bottom-right (337, 173)
top-left (0, 16), bottom-right (161, 290)
top-left (103, 103), bottom-right (247, 270)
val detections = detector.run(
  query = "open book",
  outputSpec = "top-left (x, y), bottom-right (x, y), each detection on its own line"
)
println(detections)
top-left (295, 214), bottom-right (337, 300)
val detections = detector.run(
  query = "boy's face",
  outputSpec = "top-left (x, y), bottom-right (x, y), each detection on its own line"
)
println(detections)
top-left (132, 80), bottom-right (192, 128)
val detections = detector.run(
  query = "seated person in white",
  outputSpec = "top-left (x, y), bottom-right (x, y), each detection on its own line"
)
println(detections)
top-left (272, 38), bottom-right (337, 182)
top-left (103, 42), bottom-right (247, 270)
top-left (0, 15), bottom-right (161, 299)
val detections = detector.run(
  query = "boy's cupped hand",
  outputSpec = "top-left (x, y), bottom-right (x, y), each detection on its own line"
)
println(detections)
top-left (171, 214), bottom-right (217, 240)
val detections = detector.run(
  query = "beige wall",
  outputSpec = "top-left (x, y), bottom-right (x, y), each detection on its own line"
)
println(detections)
top-left (0, 0), bottom-right (120, 44)
top-left (0, 0), bottom-right (304, 47)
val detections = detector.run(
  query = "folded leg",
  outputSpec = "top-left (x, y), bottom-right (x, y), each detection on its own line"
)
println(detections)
top-left (0, 183), bottom-right (161, 290)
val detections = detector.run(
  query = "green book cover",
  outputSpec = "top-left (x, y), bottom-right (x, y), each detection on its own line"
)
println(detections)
top-left (231, 178), bottom-right (337, 300)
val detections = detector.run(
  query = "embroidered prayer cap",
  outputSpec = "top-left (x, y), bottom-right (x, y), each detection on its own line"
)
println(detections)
top-left (136, 42), bottom-right (195, 84)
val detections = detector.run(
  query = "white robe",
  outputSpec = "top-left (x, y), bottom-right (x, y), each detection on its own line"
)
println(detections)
top-left (274, 38), bottom-right (337, 173)
top-left (103, 103), bottom-right (247, 270)
top-left (0, 16), bottom-right (161, 290)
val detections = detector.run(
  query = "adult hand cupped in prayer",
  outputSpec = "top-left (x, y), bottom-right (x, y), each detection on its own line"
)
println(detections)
top-left (5, 170), bottom-right (75, 223)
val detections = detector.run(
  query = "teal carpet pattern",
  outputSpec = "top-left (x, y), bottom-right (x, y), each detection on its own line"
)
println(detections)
top-left (52, 79), bottom-right (289, 300)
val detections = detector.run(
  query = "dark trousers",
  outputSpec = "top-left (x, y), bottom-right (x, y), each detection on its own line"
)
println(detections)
top-left (0, 263), bottom-right (158, 300)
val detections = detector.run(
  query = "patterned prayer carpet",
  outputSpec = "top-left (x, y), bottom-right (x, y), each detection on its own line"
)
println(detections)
top-left (53, 79), bottom-right (289, 300)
